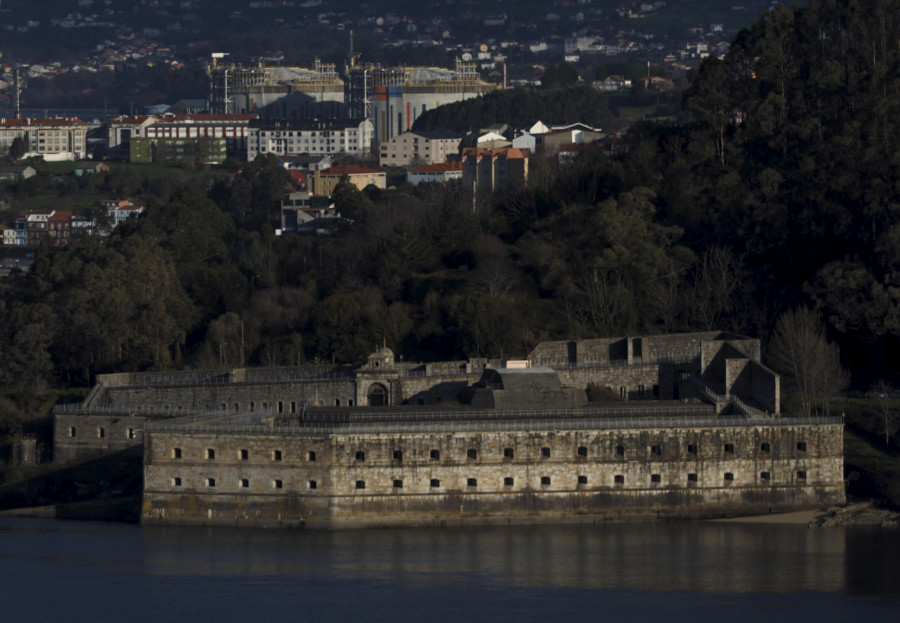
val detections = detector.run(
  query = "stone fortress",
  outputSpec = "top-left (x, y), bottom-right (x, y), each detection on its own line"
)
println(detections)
top-left (52, 331), bottom-right (845, 528)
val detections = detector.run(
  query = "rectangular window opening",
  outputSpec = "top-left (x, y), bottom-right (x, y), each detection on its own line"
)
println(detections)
top-left (172, 448), bottom-right (182, 459)
top-left (172, 477), bottom-right (181, 487)
top-left (651, 474), bottom-right (661, 483)
top-left (797, 442), bottom-right (807, 453)
top-left (687, 444), bottom-right (697, 454)
top-left (356, 480), bottom-right (366, 490)
top-left (393, 479), bottom-right (403, 489)
top-left (309, 480), bottom-right (317, 490)
top-left (577, 446), bottom-right (588, 457)
top-left (97, 427), bottom-right (105, 439)
top-left (467, 478), bottom-right (477, 487)
top-left (797, 470), bottom-right (807, 483)
top-left (239, 478), bottom-right (249, 488)
top-left (430, 479), bottom-right (441, 488)
top-left (724, 443), bottom-right (735, 454)
top-left (355, 451), bottom-right (366, 462)
top-left (206, 449), bottom-right (215, 460)
top-left (760, 442), bottom-right (771, 453)
top-left (614, 475), bottom-right (625, 484)
top-left (761, 471), bottom-right (771, 481)
top-left (541, 447), bottom-right (551, 458)
top-left (467, 449), bottom-right (477, 460)
top-left (687, 473), bottom-right (698, 483)
top-left (393, 450), bottom-right (403, 461)
top-left (577, 475), bottom-right (588, 484)
top-left (540, 476), bottom-right (551, 485)
top-left (69, 426), bottom-right (76, 437)
top-left (616, 445), bottom-right (625, 456)
top-left (239, 449), bottom-right (248, 460)
top-left (308, 451), bottom-right (317, 462)
top-left (206, 478), bottom-right (216, 487)
top-left (724, 472), bottom-right (734, 482)
top-left (504, 477), bottom-right (514, 486)
top-left (273, 450), bottom-right (283, 461)
top-left (651, 445), bottom-right (661, 456)
top-left (273, 479), bottom-right (283, 489)
top-left (503, 448), bottom-right (514, 459)
top-left (430, 449), bottom-right (440, 460)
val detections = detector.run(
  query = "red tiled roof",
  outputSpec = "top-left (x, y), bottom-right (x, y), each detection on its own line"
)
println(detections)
top-left (0, 117), bottom-right (87, 127)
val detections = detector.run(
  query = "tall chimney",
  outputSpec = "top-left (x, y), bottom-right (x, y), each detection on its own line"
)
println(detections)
top-left (14, 68), bottom-right (21, 119)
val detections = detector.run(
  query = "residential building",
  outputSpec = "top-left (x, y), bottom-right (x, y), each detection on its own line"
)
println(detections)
top-left (379, 130), bottom-right (462, 167)
top-left (0, 117), bottom-right (89, 160)
top-left (0, 165), bottom-right (37, 182)
top-left (461, 147), bottom-right (530, 191)
top-left (130, 137), bottom-right (227, 164)
top-left (407, 162), bottom-right (463, 185)
top-left (280, 192), bottom-right (338, 234)
top-left (310, 164), bottom-right (386, 196)
top-left (246, 118), bottom-right (373, 161)
top-left (108, 113), bottom-right (258, 158)
top-left (541, 125), bottom-right (605, 157)
top-left (16, 209), bottom-right (73, 247)
top-left (0, 223), bottom-right (14, 246)
top-left (99, 199), bottom-right (144, 233)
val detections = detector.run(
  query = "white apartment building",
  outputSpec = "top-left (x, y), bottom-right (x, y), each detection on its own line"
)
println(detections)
top-left (1, 117), bottom-right (89, 160)
top-left (246, 118), bottom-right (373, 161)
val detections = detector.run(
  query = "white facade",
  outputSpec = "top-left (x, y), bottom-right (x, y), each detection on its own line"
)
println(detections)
top-left (0, 117), bottom-right (89, 159)
top-left (247, 118), bottom-right (373, 161)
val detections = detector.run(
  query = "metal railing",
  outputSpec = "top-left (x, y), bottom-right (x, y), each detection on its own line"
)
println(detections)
top-left (142, 414), bottom-right (842, 436)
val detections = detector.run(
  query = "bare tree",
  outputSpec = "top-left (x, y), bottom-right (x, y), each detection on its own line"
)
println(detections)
top-left (870, 380), bottom-right (895, 449)
top-left (769, 307), bottom-right (849, 416)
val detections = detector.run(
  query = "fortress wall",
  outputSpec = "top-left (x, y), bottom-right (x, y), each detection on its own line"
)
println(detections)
top-left (556, 365), bottom-right (670, 400)
top-left (102, 379), bottom-right (358, 412)
top-left (54, 414), bottom-right (145, 463)
top-left (142, 422), bottom-right (844, 528)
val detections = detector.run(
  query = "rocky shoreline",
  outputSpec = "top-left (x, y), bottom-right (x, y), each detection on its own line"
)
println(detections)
top-left (809, 501), bottom-right (899, 528)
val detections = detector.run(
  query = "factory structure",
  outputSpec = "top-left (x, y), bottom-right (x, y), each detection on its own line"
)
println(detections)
top-left (207, 54), bottom-right (495, 151)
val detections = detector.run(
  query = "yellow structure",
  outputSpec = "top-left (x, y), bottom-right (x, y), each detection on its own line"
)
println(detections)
top-left (311, 164), bottom-right (386, 196)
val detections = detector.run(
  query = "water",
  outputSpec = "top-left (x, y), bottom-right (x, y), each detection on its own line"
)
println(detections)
top-left (1, 518), bottom-right (899, 622)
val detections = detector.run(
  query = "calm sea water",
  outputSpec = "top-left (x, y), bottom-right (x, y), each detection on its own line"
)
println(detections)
top-left (1, 517), bottom-right (899, 622)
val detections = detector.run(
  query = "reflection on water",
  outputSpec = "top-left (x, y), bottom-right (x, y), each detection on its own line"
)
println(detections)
top-left (139, 522), bottom-right (859, 594)
top-left (2, 517), bottom-right (899, 622)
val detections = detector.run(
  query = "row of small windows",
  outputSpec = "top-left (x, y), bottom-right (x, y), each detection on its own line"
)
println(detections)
top-left (170, 442), bottom-right (811, 462)
top-left (68, 426), bottom-right (137, 439)
top-left (173, 448), bottom-right (299, 461)
top-left (352, 442), bottom-right (809, 462)
top-left (173, 471), bottom-right (809, 490)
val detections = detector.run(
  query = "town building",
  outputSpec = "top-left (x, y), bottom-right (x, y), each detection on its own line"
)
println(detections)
top-left (0, 165), bottom-right (36, 182)
top-left (129, 137), bottom-right (227, 164)
top-left (246, 118), bottom-right (373, 161)
top-left (378, 130), bottom-right (462, 167)
top-left (309, 164), bottom-right (386, 196)
top-left (407, 162), bottom-right (463, 185)
top-left (461, 147), bottom-right (530, 191)
top-left (280, 191), bottom-right (337, 234)
top-left (15, 209), bottom-right (73, 247)
top-left (0, 117), bottom-right (89, 160)
top-left (0, 223), bottom-right (15, 245)
top-left (108, 113), bottom-right (258, 159)
top-left (99, 199), bottom-right (144, 233)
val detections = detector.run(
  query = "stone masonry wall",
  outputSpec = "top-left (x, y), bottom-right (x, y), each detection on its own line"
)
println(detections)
top-left (142, 422), bottom-right (844, 528)
top-left (54, 413), bottom-right (145, 463)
